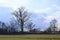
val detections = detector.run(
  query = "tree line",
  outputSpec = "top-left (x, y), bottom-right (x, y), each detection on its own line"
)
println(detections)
top-left (0, 7), bottom-right (60, 34)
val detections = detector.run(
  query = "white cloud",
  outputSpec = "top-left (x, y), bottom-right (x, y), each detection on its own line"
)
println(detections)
top-left (45, 16), bottom-right (54, 20)
top-left (56, 6), bottom-right (60, 10)
top-left (0, 0), bottom-right (29, 10)
top-left (34, 7), bottom-right (51, 14)
top-left (51, 4), bottom-right (57, 7)
top-left (44, 11), bottom-right (60, 22)
top-left (34, 4), bottom-right (60, 14)
top-left (38, 10), bottom-right (60, 24)
top-left (51, 4), bottom-right (60, 10)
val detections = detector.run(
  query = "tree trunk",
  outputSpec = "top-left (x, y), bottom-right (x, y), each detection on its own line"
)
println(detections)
top-left (21, 20), bottom-right (24, 33)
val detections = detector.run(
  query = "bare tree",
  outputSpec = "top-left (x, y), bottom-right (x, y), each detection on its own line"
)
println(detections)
top-left (47, 19), bottom-right (58, 33)
top-left (27, 21), bottom-right (35, 32)
top-left (9, 18), bottom-right (20, 32)
top-left (12, 7), bottom-right (30, 33)
top-left (9, 20), bottom-right (16, 32)
top-left (1, 22), bottom-right (8, 32)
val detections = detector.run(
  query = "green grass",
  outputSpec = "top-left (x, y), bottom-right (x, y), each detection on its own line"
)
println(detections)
top-left (0, 34), bottom-right (60, 40)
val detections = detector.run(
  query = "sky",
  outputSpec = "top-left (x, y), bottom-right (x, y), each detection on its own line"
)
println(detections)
top-left (0, 0), bottom-right (60, 29)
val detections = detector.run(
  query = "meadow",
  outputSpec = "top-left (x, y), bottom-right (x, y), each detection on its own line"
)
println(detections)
top-left (0, 34), bottom-right (60, 40)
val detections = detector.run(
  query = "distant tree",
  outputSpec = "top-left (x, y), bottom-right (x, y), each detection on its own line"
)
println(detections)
top-left (12, 7), bottom-right (30, 33)
top-left (47, 19), bottom-right (58, 33)
top-left (0, 21), bottom-right (2, 27)
top-left (0, 21), bottom-right (3, 33)
top-left (1, 22), bottom-right (7, 33)
top-left (9, 18), bottom-right (20, 32)
top-left (10, 21), bottom-right (16, 32)
top-left (46, 27), bottom-right (51, 33)
top-left (26, 21), bottom-right (35, 32)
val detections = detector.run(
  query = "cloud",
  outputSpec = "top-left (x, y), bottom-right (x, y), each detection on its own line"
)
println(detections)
top-left (51, 4), bottom-right (57, 7)
top-left (34, 7), bottom-right (52, 14)
top-left (44, 11), bottom-right (60, 22)
top-left (0, 0), bottom-right (29, 10)
top-left (33, 3), bottom-right (60, 14)
top-left (51, 4), bottom-right (60, 10)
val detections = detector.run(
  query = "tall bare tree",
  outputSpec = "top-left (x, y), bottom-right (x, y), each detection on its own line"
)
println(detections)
top-left (12, 7), bottom-right (30, 33)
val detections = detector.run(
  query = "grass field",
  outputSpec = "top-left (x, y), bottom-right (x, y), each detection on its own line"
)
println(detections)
top-left (0, 34), bottom-right (60, 40)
